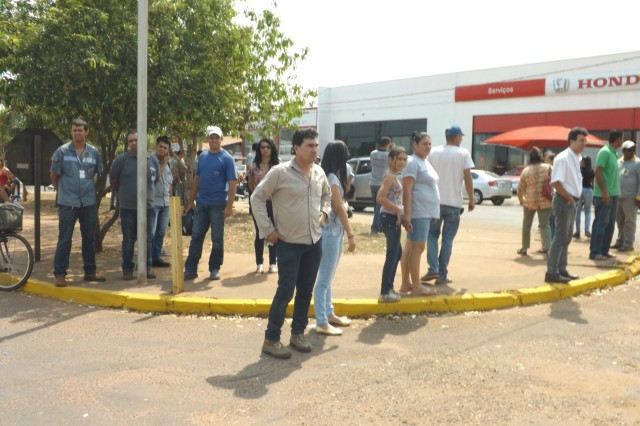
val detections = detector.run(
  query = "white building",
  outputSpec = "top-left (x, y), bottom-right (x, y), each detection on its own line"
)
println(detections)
top-left (318, 51), bottom-right (640, 172)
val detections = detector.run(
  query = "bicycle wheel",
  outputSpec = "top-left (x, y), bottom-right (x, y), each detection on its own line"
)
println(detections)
top-left (0, 232), bottom-right (35, 291)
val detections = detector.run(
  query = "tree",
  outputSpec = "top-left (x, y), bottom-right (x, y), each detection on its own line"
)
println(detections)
top-left (0, 0), bottom-right (314, 250)
top-left (238, 8), bottom-right (316, 140)
top-left (0, 104), bottom-right (24, 154)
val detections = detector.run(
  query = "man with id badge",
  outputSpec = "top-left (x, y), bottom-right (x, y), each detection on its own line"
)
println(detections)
top-left (50, 119), bottom-right (105, 287)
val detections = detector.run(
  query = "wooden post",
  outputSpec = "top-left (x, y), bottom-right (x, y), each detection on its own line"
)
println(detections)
top-left (169, 196), bottom-right (184, 294)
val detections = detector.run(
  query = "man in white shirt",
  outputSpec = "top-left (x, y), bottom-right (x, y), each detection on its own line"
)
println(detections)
top-left (545, 127), bottom-right (588, 283)
top-left (424, 125), bottom-right (475, 285)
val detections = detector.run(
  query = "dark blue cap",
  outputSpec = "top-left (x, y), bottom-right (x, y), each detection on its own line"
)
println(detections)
top-left (445, 125), bottom-right (465, 136)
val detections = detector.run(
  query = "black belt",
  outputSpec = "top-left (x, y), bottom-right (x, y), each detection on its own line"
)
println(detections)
top-left (572, 196), bottom-right (580, 202)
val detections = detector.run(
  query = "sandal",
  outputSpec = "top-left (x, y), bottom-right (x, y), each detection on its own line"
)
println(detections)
top-left (410, 285), bottom-right (438, 297)
top-left (399, 284), bottom-right (412, 293)
top-left (517, 248), bottom-right (527, 256)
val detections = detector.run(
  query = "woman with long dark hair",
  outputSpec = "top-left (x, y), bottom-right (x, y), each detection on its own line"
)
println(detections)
top-left (248, 137), bottom-right (279, 273)
top-left (314, 140), bottom-right (356, 336)
top-left (574, 156), bottom-right (594, 239)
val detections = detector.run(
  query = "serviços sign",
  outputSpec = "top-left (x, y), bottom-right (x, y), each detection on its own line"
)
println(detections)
top-left (455, 70), bottom-right (640, 102)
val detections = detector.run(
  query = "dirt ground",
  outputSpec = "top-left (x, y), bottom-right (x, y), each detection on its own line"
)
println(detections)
top-left (21, 192), bottom-right (628, 302)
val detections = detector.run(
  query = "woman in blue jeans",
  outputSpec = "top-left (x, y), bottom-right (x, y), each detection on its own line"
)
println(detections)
top-left (376, 147), bottom-right (408, 303)
top-left (574, 156), bottom-right (594, 239)
top-left (248, 138), bottom-right (280, 273)
top-left (314, 141), bottom-right (356, 336)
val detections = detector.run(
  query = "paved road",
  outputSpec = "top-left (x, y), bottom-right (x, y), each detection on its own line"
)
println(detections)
top-left (1, 282), bottom-right (639, 424)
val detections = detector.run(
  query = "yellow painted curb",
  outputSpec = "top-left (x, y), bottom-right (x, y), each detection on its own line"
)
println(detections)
top-left (23, 279), bottom-right (128, 308)
top-left (19, 256), bottom-right (640, 317)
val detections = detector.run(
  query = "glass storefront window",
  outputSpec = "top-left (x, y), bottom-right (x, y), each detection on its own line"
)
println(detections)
top-left (472, 133), bottom-right (526, 175)
top-left (335, 119), bottom-right (427, 158)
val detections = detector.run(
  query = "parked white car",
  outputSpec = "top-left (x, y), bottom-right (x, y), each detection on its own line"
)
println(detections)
top-left (346, 156), bottom-right (373, 211)
top-left (463, 169), bottom-right (512, 205)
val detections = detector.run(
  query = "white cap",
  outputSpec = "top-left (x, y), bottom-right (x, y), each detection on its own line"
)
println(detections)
top-left (621, 140), bottom-right (635, 150)
top-left (206, 126), bottom-right (223, 138)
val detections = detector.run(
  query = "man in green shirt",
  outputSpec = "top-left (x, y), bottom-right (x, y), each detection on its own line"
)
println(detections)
top-left (589, 129), bottom-right (623, 260)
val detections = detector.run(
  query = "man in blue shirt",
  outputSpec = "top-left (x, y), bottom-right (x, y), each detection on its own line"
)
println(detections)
top-left (50, 119), bottom-right (105, 287)
top-left (184, 125), bottom-right (237, 281)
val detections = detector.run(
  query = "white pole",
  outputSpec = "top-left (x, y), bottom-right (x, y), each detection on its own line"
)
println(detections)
top-left (137, 0), bottom-right (149, 282)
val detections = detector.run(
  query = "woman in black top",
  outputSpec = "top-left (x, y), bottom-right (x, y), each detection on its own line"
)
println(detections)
top-left (574, 156), bottom-right (594, 239)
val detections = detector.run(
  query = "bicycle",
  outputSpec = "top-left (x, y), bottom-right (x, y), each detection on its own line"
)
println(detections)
top-left (0, 203), bottom-right (34, 291)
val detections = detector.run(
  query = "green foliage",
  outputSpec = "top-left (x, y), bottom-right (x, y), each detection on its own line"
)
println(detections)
top-left (0, 0), bottom-right (314, 249)
top-left (240, 8), bottom-right (316, 139)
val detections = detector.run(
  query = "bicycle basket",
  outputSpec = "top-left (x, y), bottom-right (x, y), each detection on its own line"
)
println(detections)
top-left (0, 203), bottom-right (24, 231)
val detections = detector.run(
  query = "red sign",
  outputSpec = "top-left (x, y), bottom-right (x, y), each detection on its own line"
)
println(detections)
top-left (455, 79), bottom-right (546, 102)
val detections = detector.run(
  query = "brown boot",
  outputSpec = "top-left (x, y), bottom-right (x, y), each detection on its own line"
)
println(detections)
top-left (54, 275), bottom-right (67, 287)
top-left (83, 272), bottom-right (106, 282)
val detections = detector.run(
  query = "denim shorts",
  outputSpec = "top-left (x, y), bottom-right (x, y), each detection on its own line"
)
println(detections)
top-left (406, 217), bottom-right (429, 242)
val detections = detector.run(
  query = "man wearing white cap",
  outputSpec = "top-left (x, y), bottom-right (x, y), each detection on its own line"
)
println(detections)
top-left (183, 125), bottom-right (237, 281)
top-left (612, 140), bottom-right (640, 252)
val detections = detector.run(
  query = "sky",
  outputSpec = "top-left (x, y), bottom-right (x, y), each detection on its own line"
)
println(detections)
top-left (236, 0), bottom-right (639, 91)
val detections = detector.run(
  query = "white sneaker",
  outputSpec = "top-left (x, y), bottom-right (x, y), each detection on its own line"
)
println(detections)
top-left (256, 264), bottom-right (264, 274)
top-left (378, 292), bottom-right (401, 303)
top-left (268, 264), bottom-right (278, 273)
top-left (315, 324), bottom-right (343, 336)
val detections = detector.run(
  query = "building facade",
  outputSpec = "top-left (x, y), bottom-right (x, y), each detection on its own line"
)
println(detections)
top-left (318, 51), bottom-right (640, 172)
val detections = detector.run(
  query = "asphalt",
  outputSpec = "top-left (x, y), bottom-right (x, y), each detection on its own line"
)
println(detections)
top-left (17, 198), bottom-right (640, 316)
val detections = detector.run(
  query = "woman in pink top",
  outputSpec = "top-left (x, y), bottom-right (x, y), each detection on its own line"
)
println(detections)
top-left (517, 146), bottom-right (552, 256)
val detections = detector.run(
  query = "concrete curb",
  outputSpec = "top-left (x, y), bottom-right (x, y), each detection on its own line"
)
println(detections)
top-left (20, 256), bottom-right (640, 316)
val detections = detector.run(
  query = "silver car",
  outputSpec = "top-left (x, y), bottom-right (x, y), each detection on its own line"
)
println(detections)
top-left (463, 169), bottom-right (512, 205)
top-left (346, 157), bottom-right (373, 211)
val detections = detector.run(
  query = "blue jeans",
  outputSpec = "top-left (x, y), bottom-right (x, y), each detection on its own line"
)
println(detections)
top-left (590, 196), bottom-right (618, 257)
top-left (314, 227), bottom-right (343, 325)
top-left (380, 213), bottom-right (402, 295)
top-left (427, 205), bottom-right (461, 280)
top-left (370, 185), bottom-right (381, 231)
top-left (53, 204), bottom-right (97, 276)
top-left (152, 205), bottom-right (170, 261)
top-left (251, 200), bottom-right (276, 265)
top-left (184, 203), bottom-right (225, 275)
top-left (575, 188), bottom-right (593, 235)
top-left (265, 240), bottom-right (322, 342)
top-left (119, 208), bottom-right (155, 272)
top-left (547, 195), bottom-right (577, 274)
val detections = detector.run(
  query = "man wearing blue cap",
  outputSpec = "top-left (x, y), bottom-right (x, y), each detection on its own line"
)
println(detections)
top-left (423, 125), bottom-right (475, 285)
